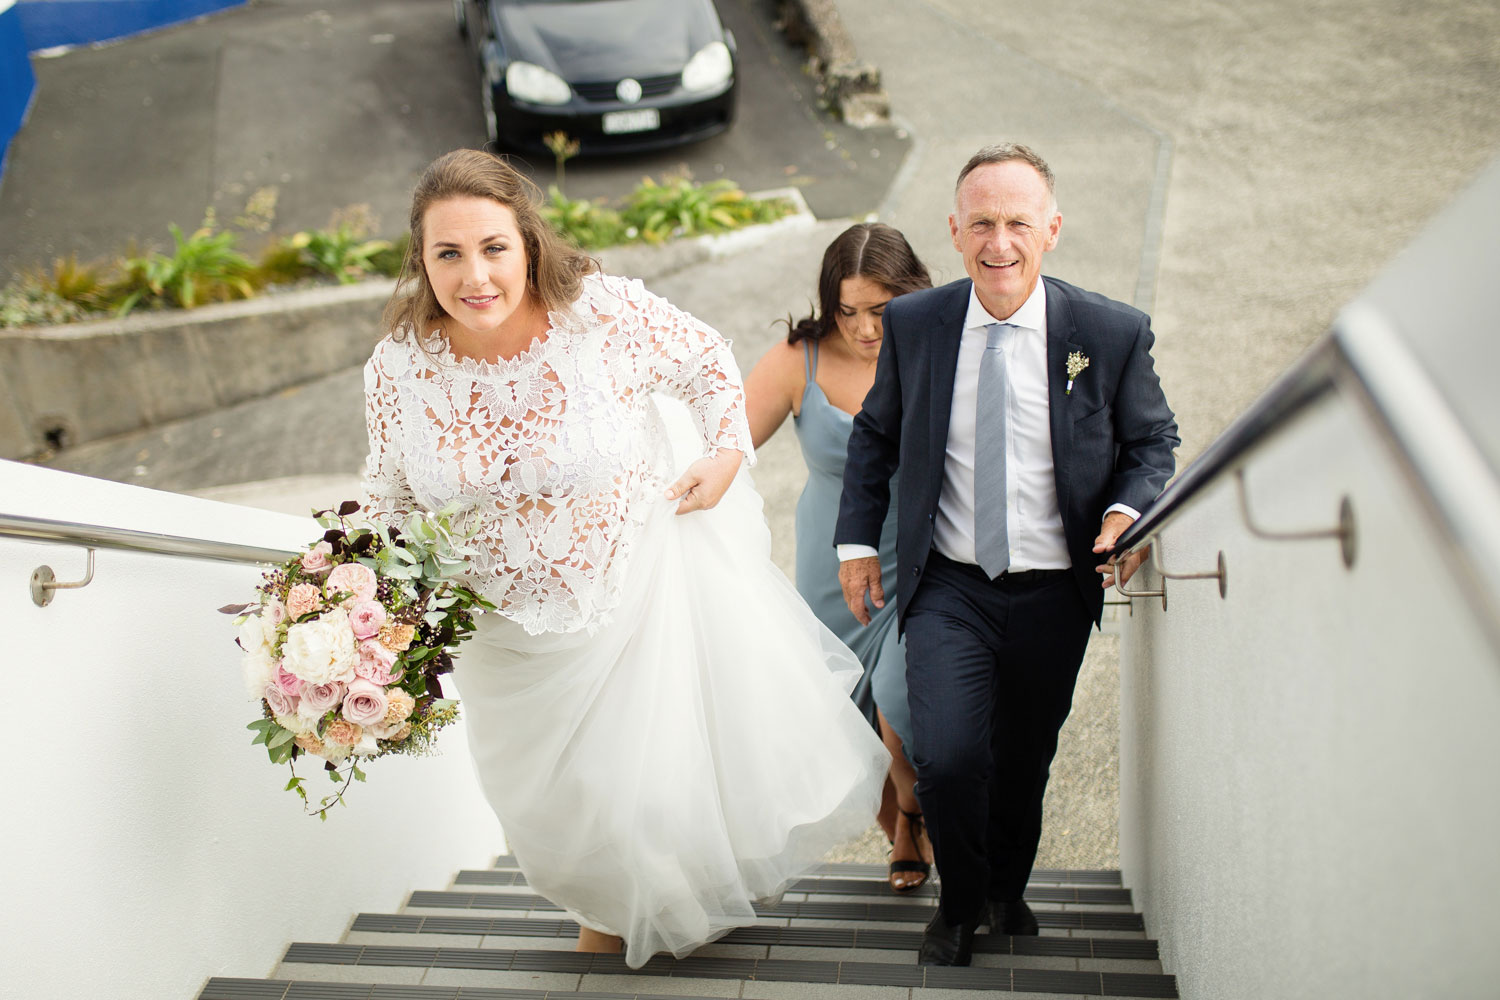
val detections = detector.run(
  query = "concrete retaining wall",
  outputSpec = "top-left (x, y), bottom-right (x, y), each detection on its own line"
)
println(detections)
top-left (0, 279), bottom-right (394, 459)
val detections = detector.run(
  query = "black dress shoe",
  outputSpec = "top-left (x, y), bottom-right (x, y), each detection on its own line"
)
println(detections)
top-left (917, 909), bottom-right (979, 965)
top-left (986, 898), bottom-right (1039, 935)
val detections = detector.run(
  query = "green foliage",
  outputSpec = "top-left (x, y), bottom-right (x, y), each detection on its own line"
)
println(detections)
top-left (621, 175), bottom-right (792, 244)
top-left (108, 214), bottom-right (259, 314)
top-left (367, 231), bottom-right (410, 277)
top-left (256, 239), bottom-right (313, 286)
top-left (543, 130), bottom-right (581, 193)
top-left (286, 204), bottom-right (393, 285)
top-left (0, 277), bottom-right (91, 328)
top-left (541, 185), bottom-right (628, 250)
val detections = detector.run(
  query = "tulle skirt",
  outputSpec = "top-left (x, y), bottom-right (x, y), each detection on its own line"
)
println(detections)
top-left (452, 458), bottom-right (890, 967)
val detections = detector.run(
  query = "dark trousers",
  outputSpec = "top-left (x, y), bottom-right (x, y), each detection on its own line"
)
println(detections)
top-left (903, 550), bottom-right (1094, 924)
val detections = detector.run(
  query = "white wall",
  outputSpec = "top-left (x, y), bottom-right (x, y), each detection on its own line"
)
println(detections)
top-left (0, 460), bottom-right (503, 1000)
top-left (1118, 392), bottom-right (1500, 999)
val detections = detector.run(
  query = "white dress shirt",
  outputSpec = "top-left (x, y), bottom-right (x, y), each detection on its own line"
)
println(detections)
top-left (839, 279), bottom-right (1138, 570)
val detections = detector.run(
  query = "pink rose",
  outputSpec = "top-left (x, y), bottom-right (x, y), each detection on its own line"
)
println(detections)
top-left (347, 600), bottom-right (387, 640)
top-left (299, 679), bottom-right (345, 715)
top-left (300, 541), bottom-right (334, 575)
top-left (286, 582), bottom-right (321, 620)
top-left (354, 638), bottom-right (402, 686)
top-left (323, 718), bottom-right (363, 747)
top-left (263, 600), bottom-right (287, 627)
top-left (273, 663), bottom-right (302, 697)
top-left (326, 562), bottom-right (377, 603)
top-left (264, 683), bottom-right (298, 717)
top-left (341, 678), bottom-right (390, 726)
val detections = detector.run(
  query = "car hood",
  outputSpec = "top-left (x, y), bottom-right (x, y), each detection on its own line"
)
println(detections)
top-left (497, 0), bottom-right (720, 82)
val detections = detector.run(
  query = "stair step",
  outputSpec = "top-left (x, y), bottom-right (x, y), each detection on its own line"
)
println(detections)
top-left (349, 913), bottom-right (1160, 961)
top-left (488, 855), bottom-right (1126, 887)
top-left (453, 870), bottom-right (1133, 907)
top-left (273, 944), bottom-right (1178, 996)
top-left (405, 891), bottom-right (1146, 932)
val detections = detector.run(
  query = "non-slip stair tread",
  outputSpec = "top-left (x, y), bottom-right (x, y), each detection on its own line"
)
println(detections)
top-left (349, 913), bottom-right (1159, 959)
top-left (202, 982), bottom-right (782, 1000)
top-left (277, 944), bottom-right (1178, 995)
top-left (404, 892), bottom-right (1147, 931)
top-left (486, 857), bottom-right (1124, 886)
top-left (457, 870), bottom-right (1130, 905)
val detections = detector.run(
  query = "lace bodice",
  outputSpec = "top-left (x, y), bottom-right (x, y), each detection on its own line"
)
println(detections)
top-left (361, 272), bottom-right (755, 634)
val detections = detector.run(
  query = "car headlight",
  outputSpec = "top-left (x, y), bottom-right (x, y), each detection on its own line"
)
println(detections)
top-left (505, 61), bottom-right (571, 105)
top-left (681, 41), bottom-right (732, 92)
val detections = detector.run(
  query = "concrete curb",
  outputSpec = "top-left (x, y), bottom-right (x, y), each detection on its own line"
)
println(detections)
top-left (776, 0), bottom-right (890, 127)
top-left (0, 187), bottom-right (816, 462)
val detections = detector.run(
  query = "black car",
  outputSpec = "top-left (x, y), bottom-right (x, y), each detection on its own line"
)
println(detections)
top-left (454, 0), bottom-right (738, 154)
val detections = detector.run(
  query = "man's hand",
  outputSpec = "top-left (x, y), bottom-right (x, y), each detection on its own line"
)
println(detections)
top-left (665, 449), bottom-right (742, 515)
top-left (1093, 511), bottom-right (1149, 589)
top-left (839, 556), bottom-right (885, 625)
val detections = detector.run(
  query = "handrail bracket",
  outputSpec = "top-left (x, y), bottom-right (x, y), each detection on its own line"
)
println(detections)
top-left (31, 548), bottom-right (97, 607)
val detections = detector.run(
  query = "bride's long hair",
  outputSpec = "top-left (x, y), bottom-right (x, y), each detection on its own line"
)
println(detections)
top-left (382, 148), bottom-right (596, 341)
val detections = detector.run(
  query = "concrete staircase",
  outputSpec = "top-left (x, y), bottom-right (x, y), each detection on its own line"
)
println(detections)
top-left (197, 854), bottom-right (1176, 999)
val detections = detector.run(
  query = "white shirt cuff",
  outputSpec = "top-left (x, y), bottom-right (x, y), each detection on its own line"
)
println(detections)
top-left (837, 544), bottom-right (880, 562)
top-left (1103, 503), bottom-right (1141, 523)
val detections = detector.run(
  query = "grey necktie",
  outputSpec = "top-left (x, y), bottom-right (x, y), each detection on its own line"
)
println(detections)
top-left (974, 323), bottom-right (1011, 578)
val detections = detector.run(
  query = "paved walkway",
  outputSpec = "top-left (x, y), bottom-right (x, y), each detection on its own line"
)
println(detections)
top-left (29, 0), bottom-right (1500, 869)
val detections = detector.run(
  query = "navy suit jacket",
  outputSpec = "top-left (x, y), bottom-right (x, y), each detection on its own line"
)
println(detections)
top-left (835, 275), bottom-right (1180, 624)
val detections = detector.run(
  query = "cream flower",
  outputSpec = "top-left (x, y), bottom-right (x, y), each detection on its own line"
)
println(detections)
top-left (282, 609), bottom-right (358, 685)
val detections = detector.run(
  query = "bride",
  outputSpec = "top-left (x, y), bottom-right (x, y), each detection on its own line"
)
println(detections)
top-left (361, 149), bottom-right (890, 966)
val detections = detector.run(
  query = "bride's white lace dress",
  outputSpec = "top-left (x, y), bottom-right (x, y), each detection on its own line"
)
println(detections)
top-left (362, 273), bottom-right (889, 966)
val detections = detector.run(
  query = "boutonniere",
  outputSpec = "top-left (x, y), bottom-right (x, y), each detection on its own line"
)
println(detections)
top-left (1065, 351), bottom-right (1091, 395)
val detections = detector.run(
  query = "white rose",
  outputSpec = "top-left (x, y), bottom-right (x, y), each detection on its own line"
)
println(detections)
top-left (353, 731), bottom-right (381, 757)
top-left (275, 712), bottom-right (315, 736)
top-left (281, 609), bottom-right (358, 685)
top-left (239, 615), bottom-right (277, 699)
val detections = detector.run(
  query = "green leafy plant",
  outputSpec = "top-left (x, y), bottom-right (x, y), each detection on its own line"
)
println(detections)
top-left (286, 204), bottom-right (393, 285)
top-left (366, 231), bottom-right (410, 277)
top-left (621, 175), bottom-right (793, 244)
top-left (107, 213), bottom-right (259, 314)
top-left (0, 277), bottom-right (92, 328)
top-left (541, 185), bottom-right (627, 250)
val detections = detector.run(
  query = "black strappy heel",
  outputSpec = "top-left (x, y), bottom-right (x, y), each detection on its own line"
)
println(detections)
top-left (888, 808), bottom-right (932, 894)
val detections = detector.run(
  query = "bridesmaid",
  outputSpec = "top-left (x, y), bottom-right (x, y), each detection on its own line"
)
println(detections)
top-left (745, 223), bottom-right (935, 892)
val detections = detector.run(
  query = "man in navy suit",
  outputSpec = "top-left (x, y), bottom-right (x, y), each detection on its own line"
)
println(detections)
top-left (836, 144), bottom-right (1178, 966)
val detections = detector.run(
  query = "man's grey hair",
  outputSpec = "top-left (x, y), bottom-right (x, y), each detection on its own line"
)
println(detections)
top-left (954, 143), bottom-right (1058, 212)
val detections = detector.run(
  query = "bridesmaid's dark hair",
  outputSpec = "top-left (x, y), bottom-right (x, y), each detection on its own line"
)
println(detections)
top-left (785, 223), bottom-right (931, 345)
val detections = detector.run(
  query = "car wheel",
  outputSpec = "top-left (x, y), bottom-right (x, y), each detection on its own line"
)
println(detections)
top-left (480, 76), bottom-right (500, 145)
top-left (453, 0), bottom-right (468, 37)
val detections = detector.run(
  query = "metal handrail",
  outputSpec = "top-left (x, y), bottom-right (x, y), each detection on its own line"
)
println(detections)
top-left (1111, 301), bottom-right (1500, 649)
top-left (0, 512), bottom-right (297, 566)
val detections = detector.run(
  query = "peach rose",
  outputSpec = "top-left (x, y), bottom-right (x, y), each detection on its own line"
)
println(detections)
top-left (326, 562), bottom-right (377, 603)
top-left (286, 583), bottom-right (321, 620)
top-left (300, 541), bottom-right (334, 575)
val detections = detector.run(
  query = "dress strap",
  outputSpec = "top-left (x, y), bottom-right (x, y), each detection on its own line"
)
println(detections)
top-left (802, 338), bottom-right (820, 382)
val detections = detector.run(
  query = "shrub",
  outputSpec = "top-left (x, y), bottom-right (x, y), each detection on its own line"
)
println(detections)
top-left (107, 215), bottom-right (259, 314)
top-left (541, 186), bottom-right (628, 251)
top-left (621, 175), bottom-right (792, 244)
top-left (287, 204), bottom-right (393, 285)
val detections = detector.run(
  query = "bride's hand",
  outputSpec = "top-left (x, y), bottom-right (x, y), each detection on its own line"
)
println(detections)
top-left (665, 449), bottom-right (743, 515)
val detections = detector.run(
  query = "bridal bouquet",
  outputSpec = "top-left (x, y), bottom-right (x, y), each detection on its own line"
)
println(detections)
top-left (224, 501), bottom-right (493, 819)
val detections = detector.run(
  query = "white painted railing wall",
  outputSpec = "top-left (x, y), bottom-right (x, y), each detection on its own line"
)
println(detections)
top-left (1116, 387), bottom-right (1500, 999)
top-left (0, 460), bottom-right (502, 1000)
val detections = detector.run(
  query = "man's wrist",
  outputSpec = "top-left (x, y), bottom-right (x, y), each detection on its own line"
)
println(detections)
top-left (837, 544), bottom-right (880, 562)
top-left (1103, 503), bottom-right (1140, 523)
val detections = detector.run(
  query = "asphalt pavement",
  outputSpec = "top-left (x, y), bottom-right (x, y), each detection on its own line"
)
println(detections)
top-left (0, 0), bottom-right (906, 278)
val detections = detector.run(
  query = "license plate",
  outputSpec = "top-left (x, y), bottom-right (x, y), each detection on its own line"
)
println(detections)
top-left (602, 109), bottom-right (660, 135)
